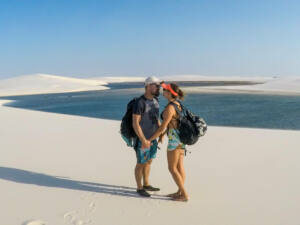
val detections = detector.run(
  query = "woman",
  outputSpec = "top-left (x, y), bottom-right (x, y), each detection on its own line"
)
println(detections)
top-left (149, 82), bottom-right (189, 202)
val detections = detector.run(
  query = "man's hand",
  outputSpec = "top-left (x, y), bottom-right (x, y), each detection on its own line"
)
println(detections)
top-left (141, 139), bottom-right (151, 150)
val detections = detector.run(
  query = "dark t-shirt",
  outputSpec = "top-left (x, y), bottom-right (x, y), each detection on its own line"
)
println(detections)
top-left (133, 95), bottom-right (159, 139)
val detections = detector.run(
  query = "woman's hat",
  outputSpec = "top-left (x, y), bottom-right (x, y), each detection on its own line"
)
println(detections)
top-left (161, 82), bottom-right (178, 96)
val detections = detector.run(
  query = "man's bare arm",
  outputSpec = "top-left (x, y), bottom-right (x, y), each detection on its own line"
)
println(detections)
top-left (132, 114), bottom-right (150, 148)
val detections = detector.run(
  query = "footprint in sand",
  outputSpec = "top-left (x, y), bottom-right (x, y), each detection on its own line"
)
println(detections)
top-left (22, 220), bottom-right (46, 225)
top-left (63, 210), bottom-right (77, 223)
top-left (88, 202), bottom-right (96, 213)
top-left (64, 210), bottom-right (91, 225)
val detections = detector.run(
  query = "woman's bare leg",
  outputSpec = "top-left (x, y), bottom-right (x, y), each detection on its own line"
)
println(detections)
top-left (172, 149), bottom-right (185, 196)
top-left (167, 149), bottom-right (188, 200)
top-left (177, 149), bottom-right (185, 183)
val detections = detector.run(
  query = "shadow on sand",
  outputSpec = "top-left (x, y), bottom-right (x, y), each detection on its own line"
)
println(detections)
top-left (0, 166), bottom-right (168, 200)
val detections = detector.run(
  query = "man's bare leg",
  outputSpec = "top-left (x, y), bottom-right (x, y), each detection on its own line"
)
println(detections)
top-left (135, 163), bottom-right (144, 190)
top-left (143, 159), bottom-right (152, 186)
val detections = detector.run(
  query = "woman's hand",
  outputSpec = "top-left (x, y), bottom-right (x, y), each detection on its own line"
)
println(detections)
top-left (158, 134), bottom-right (164, 143)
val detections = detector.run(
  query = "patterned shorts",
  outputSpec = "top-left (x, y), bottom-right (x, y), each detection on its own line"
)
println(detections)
top-left (134, 139), bottom-right (158, 164)
top-left (167, 129), bottom-right (186, 151)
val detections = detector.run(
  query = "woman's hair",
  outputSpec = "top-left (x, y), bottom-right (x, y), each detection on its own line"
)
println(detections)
top-left (170, 83), bottom-right (185, 100)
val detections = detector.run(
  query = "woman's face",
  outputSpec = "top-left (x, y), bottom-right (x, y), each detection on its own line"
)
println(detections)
top-left (163, 88), bottom-right (172, 100)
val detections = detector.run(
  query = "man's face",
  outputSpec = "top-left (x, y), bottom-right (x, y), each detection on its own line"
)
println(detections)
top-left (148, 83), bottom-right (161, 97)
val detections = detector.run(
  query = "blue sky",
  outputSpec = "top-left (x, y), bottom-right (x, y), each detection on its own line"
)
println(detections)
top-left (1, 0), bottom-right (300, 78)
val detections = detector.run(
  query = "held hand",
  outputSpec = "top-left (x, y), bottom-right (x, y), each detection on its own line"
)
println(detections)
top-left (141, 139), bottom-right (151, 150)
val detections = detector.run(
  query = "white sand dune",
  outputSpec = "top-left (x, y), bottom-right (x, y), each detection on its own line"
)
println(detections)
top-left (0, 73), bottom-right (109, 97)
top-left (92, 74), bottom-right (300, 95)
top-left (92, 75), bottom-right (272, 83)
top-left (193, 77), bottom-right (300, 95)
top-left (94, 75), bottom-right (298, 95)
top-left (92, 76), bottom-right (145, 83)
top-left (1, 73), bottom-right (300, 97)
top-left (1, 101), bottom-right (300, 225)
top-left (160, 74), bottom-right (273, 82)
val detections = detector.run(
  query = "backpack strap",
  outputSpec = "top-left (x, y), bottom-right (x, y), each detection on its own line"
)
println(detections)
top-left (133, 95), bottom-right (146, 115)
top-left (169, 101), bottom-right (183, 119)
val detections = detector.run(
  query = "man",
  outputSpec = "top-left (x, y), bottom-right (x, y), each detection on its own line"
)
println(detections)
top-left (132, 76), bottom-right (161, 197)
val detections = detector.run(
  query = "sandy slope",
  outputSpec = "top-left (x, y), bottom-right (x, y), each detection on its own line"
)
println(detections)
top-left (94, 75), bottom-right (300, 95)
top-left (1, 101), bottom-right (300, 225)
top-left (0, 74), bottom-right (109, 96)
top-left (92, 75), bottom-right (272, 83)
top-left (1, 74), bottom-right (300, 96)
top-left (160, 75), bottom-right (273, 82)
top-left (194, 77), bottom-right (300, 95)
top-left (92, 76), bottom-right (145, 83)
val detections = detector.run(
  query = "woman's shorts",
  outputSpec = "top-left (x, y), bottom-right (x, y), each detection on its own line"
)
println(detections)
top-left (167, 129), bottom-right (186, 151)
top-left (134, 139), bottom-right (158, 164)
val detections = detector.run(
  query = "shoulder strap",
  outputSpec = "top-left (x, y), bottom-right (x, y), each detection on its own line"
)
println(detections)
top-left (136, 95), bottom-right (146, 114)
top-left (169, 102), bottom-right (183, 119)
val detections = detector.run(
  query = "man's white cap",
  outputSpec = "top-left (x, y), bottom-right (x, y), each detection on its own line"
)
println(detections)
top-left (144, 76), bottom-right (161, 86)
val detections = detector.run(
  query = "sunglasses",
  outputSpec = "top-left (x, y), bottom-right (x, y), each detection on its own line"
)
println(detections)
top-left (150, 83), bottom-right (160, 88)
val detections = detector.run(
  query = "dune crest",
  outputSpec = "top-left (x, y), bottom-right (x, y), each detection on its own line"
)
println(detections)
top-left (0, 73), bottom-right (109, 96)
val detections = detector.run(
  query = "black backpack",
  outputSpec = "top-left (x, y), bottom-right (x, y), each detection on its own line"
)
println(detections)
top-left (169, 101), bottom-right (207, 145)
top-left (120, 96), bottom-right (144, 147)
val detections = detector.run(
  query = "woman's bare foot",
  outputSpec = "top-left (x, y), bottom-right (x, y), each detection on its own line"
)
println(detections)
top-left (166, 191), bottom-right (181, 198)
top-left (172, 194), bottom-right (189, 202)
